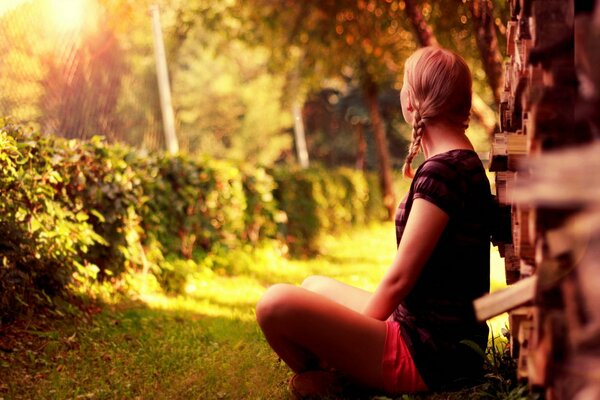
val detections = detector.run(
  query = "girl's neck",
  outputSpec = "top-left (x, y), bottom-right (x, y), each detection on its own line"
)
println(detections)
top-left (420, 122), bottom-right (474, 159)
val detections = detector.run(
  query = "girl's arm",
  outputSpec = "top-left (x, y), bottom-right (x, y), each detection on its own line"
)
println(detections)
top-left (362, 198), bottom-right (449, 320)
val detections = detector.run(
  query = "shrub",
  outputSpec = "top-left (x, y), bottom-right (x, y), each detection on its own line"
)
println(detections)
top-left (0, 122), bottom-right (105, 322)
top-left (0, 120), bottom-right (389, 318)
top-left (273, 166), bottom-right (385, 255)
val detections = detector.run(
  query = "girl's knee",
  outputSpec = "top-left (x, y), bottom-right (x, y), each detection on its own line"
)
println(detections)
top-left (255, 283), bottom-right (295, 327)
top-left (301, 275), bottom-right (326, 292)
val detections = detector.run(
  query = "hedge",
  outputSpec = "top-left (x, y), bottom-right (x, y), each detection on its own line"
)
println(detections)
top-left (0, 120), bottom-right (387, 321)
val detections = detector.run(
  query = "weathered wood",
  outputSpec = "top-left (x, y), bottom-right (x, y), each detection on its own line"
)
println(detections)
top-left (474, 275), bottom-right (538, 321)
top-left (510, 306), bottom-right (533, 357)
top-left (512, 142), bottom-right (600, 208)
top-left (504, 244), bottom-right (522, 284)
top-left (489, 133), bottom-right (508, 172)
top-left (485, 0), bottom-right (598, 395)
top-left (531, 0), bottom-right (573, 50)
top-left (507, 134), bottom-right (528, 170)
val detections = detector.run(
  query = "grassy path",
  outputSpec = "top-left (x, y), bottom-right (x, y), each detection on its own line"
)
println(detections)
top-left (1, 223), bottom-right (510, 399)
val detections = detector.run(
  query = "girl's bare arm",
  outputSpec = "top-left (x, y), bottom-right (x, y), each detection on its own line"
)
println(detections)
top-left (362, 198), bottom-right (449, 320)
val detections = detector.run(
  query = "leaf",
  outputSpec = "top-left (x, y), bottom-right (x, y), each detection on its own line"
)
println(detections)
top-left (15, 207), bottom-right (28, 222)
top-left (90, 209), bottom-right (106, 223)
top-left (75, 211), bottom-right (89, 222)
top-left (460, 339), bottom-right (487, 360)
top-left (48, 170), bottom-right (63, 184)
top-left (30, 217), bottom-right (41, 233)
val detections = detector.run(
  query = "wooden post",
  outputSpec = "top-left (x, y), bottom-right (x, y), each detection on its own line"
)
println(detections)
top-left (150, 4), bottom-right (179, 154)
top-left (292, 102), bottom-right (309, 169)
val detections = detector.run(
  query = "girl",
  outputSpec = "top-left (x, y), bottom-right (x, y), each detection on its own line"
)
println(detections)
top-left (256, 46), bottom-right (492, 397)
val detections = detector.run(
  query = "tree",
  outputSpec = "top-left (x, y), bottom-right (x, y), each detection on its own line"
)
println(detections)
top-left (466, 0), bottom-right (504, 107)
top-left (40, 25), bottom-right (126, 140)
top-left (403, 0), bottom-right (497, 133)
top-left (208, 0), bottom-right (424, 218)
top-left (302, 86), bottom-right (408, 169)
top-left (93, 0), bottom-right (293, 162)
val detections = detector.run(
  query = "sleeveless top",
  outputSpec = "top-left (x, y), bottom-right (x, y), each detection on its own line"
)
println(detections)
top-left (392, 149), bottom-right (492, 390)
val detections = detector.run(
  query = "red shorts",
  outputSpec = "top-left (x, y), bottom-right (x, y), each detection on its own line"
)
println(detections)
top-left (382, 319), bottom-right (428, 393)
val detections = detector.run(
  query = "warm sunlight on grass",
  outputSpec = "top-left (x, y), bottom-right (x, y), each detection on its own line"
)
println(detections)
top-left (140, 224), bottom-right (395, 323)
top-left (139, 222), bottom-right (509, 341)
top-left (2, 223), bottom-right (516, 399)
top-left (489, 246), bottom-right (509, 340)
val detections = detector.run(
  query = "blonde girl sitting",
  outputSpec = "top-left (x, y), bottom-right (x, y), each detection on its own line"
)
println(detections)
top-left (256, 46), bottom-right (493, 397)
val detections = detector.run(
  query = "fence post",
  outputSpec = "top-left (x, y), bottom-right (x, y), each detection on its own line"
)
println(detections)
top-left (150, 4), bottom-right (179, 154)
top-left (292, 102), bottom-right (309, 169)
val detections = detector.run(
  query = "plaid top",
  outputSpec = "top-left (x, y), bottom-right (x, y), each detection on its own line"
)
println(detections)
top-left (392, 149), bottom-right (492, 390)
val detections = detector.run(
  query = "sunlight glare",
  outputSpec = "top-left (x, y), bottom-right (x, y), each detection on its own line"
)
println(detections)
top-left (47, 0), bottom-right (95, 34)
top-left (0, 0), bottom-right (30, 17)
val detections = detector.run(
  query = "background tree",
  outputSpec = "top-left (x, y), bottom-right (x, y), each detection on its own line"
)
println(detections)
top-left (1, 0), bottom-right (507, 199)
top-left (40, 25), bottom-right (126, 140)
top-left (466, 0), bottom-right (504, 107)
top-left (214, 0), bottom-right (424, 218)
top-left (302, 86), bottom-right (409, 169)
top-left (403, 0), bottom-right (498, 133)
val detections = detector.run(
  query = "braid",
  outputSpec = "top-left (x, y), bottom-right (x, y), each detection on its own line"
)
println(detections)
top-left (402, 110), bottom-right (426, 179)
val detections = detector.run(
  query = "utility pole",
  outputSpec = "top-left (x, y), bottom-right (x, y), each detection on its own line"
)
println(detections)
top-left (150, 4), bottom-right (179, 154)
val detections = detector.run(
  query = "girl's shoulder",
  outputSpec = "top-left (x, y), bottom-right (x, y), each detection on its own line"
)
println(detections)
top-left (411, 150), bottom-right (489, 216)
top-left (416, 149), bottom-right (483, 180)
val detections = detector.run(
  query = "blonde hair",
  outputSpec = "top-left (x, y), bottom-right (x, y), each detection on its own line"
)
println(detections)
top-left (401, 47), bottom-right (473, 179)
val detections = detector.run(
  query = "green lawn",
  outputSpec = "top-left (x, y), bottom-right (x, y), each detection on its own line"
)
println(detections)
top-left (1, 223), bottom-right (521, 399)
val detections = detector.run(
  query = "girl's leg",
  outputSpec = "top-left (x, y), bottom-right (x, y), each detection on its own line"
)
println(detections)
top-left (256, 283), bottom-right (387, 390)
top-left (301, 275), bottom-right (372, 312)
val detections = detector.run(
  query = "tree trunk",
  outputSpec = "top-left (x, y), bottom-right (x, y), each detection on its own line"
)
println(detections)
top-left (364, 77), bottom-right (396, 220)
top-left (469, 0), bottom-right (504, 107)
top-left (403, 0), bottom-right (497, 135)
top-left (354, 123), bottom-right (367, 171)
top-left (404, 0), bottom-right (439, 46)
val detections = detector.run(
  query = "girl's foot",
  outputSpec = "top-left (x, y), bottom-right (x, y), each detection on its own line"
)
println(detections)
top-left (288, 370), bottom-right (345, 399)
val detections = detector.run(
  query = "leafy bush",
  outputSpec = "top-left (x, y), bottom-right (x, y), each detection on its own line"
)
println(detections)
top-left (273, 166), bottom-right (385, 255)
top-left (0, 120), bottom-right (388, 318)
top-left (0, 122), bottom-right (105, 322)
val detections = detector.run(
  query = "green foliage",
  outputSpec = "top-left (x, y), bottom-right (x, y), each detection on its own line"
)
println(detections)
top-left (273, 166), bottom-right (385, 255)
top-left (0, 121), bottom-right (387, 317)
top-left (172, 37), bottom-right (293, 163)
top-left (240, 165), bottom-right (280, 243)
top-left (0, 121), bottom-right (106, 321)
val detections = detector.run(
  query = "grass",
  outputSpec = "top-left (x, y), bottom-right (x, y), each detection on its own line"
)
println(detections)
top-left (0, 223), bottom-right (532, 399)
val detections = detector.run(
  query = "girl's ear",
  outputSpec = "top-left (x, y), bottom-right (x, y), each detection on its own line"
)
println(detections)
top-left (406, 93), bottom-right (414, 112)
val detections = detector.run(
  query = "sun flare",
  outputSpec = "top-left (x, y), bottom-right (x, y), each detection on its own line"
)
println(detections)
top-left (46, 0), bottom-right (94, 34)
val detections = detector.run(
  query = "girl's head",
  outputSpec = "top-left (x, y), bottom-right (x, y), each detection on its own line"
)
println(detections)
top-left (400, 46), bottom-right (473, 178)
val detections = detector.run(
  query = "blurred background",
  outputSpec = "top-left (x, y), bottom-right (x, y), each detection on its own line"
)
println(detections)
top-left (0, 0), bottom-right (506, 171)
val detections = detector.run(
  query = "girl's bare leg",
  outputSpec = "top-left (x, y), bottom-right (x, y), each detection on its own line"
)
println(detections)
top-left (256, 283), bottom-right (387, 390)
top-left (301, 275), bottom-right (372, 312)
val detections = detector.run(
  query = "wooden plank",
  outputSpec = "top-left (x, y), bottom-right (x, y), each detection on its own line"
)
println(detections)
top-left (507, 20), bottom-right (517, 57)
top-left (517, 319), bottom-right (533, 380)
top-left (474, 275), bottom-right (538, 321)
top-left (504, 244), bottom-right (522, 284)
top-left (528, 308), bottom-right (549, 387)
top-left (509, 306), bottom-right (534, 358)
top-left (512, 142), bottom-right (600, 207)
top-left (520, 260), bottom-right (535, 277)
top-left (545, 227), bottom-right (573, 258)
